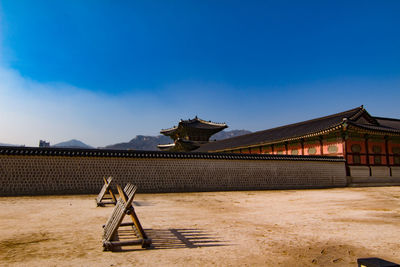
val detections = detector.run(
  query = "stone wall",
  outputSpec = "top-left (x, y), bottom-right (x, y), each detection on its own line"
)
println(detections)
top-left (0, 147), bottom-right (347, 196)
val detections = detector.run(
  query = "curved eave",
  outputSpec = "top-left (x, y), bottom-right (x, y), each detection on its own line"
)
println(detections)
top-left (160, 126), bottom-right (179, 136)
top-left (209, 124), bottom-right (344, 153)
top-left (157, 143), bottom-right (175, 151)
top-left (346, 123), bottom-right (400, 136)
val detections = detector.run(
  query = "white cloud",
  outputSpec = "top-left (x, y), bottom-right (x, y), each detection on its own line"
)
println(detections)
top-left (0, 63), bottom-right (251, 148)
top-left (0, 65), bottom-right (170, 147)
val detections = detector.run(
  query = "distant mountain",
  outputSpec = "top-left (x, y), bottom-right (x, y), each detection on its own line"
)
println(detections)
top-left (53, 139), bottom-right (93, 149)
top-left (0, 143), bottom-right (23, 147)
top-left (104, 135), bottom-right (173, 151)
top-left (0, 130), bottom-right (252, 151)
top-left (103, 130), bottom-right (251, 151)
top-left (211, 129), bottom-right (251, 141)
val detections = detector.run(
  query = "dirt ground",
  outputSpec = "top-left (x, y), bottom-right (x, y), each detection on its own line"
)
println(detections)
top-left (0, 187), bottom-right (399, 267)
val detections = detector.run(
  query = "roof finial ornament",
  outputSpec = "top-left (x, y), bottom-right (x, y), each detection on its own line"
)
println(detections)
top-left (361, 104), bottom-right (364, 109)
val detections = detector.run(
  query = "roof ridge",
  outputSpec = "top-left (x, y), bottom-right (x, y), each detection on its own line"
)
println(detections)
top-left (181, 117), bottom-right (227, 126)
top-left (269, 106), bottom-right (362, 128)
top-left (374, 116), bottom-right (400, 122)
top-left (197, 118), bottom-right (227, 126)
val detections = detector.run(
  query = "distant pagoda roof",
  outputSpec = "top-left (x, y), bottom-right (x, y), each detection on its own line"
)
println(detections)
top-left (160, 116), bottom-right (228, 136)
top-left (195, 106), bottom-right (400, 152)
top-left (159, 116), bottom-right (228, 152)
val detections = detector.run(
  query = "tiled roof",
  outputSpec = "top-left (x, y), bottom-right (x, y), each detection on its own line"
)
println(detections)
top-left (160, 117), bottom-right (227, 135)
top-left (373, 117), bottom-right (400, 130)
top-left (196, 106), bottom-right (399, 152)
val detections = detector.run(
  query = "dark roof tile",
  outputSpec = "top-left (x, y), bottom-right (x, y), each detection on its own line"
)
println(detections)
top-left (374, 117), bottom-right (400, 130)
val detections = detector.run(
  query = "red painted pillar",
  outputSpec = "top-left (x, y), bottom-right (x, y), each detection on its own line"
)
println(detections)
top-left (285, 142), bottom-right (288, 155)
top-left (319, 136), bottom-right (324, 155)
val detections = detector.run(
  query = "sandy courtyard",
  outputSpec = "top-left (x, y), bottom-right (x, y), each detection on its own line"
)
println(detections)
top-left (1, 187), bottom-right (399, 266)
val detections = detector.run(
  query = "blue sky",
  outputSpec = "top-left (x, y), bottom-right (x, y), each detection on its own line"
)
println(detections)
top-left (0, 1), bottom-right (399, 147)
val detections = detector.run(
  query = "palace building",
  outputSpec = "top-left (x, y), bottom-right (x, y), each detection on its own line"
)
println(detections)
top-left (196, 106), bottom-right (400, 178)
top-left (158, 116), bottom-right (228, 152)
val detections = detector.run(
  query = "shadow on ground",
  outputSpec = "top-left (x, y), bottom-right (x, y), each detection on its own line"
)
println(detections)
top-left (113, 228), bottom-right (229, 252)
top-left (147, 228), bottom-right (229, 249)
top-left (132, 201), bottom-right (154, 206)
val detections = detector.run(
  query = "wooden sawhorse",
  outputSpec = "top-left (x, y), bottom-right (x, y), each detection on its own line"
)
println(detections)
top-left (102, 183), bottom-right (151, 251)
top-left (96, 177), bottom-right (117, 207)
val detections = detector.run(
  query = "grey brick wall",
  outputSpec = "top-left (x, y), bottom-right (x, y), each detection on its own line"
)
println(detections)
top-left (0, 155), bottom-right (347, 196)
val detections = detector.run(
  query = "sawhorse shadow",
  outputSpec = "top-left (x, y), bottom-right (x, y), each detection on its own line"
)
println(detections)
top-left (114, 228), bottom-right (229, 251)
top-left (145, 228), bottom-right (229, 249)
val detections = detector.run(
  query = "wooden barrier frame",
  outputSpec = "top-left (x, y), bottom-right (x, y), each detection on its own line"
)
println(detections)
top-left (102, 183), bottom-right (152, 251)
top-left (96, 177), bottom-right (117, 207)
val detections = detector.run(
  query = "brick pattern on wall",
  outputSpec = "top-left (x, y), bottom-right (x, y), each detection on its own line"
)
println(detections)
top-left (0, 155), bottom-right (347, 196)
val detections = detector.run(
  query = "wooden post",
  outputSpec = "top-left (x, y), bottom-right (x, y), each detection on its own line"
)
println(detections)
top-left (365, 134), bottom-right (371, 176)
top-left (284, 142), bottom-right (288, 155)
top-left (385, 136), bottom-right (391, 176)
top-left (342, 131), bottom-right (350, 177)
top-left (301, 139), bottom-right (304, 155)
top-left (365, 134), bottom-right (370, 165)
top-left (319, 136), bottom-right (324, 155)
top-left (385, 136), bottom-right (390, 166)
top-left (271, 144), bottom-right (274, 154)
